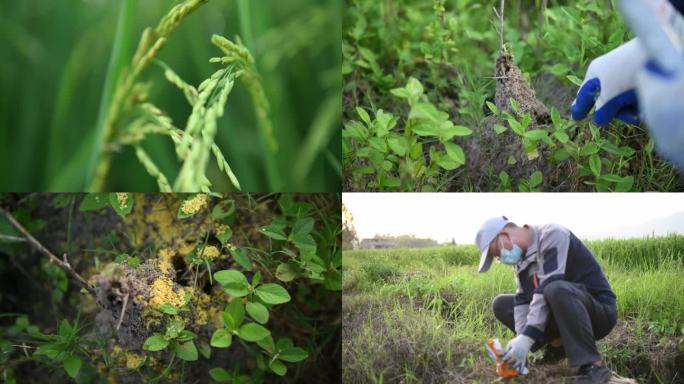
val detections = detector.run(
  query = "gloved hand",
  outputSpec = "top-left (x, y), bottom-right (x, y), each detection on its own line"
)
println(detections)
top-left (571, 38), bottom-right (648, 126)
top-left (502, 334), bottom-right (534, 370)
top-left (636, 61), bottom-right (684, 170)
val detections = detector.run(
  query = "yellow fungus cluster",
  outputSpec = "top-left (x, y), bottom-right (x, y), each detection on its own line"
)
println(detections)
top-left (216, 223), bottom-right (230, 236)
top-left (200, 245), bottom-right (220, 260)
top-left (193, 292), bottom-right (212, 325)
top-left (148, 276), bottom-right (186, 309)
top-left (157, 248), bottom-right (176, 275)
top-left (180, 194), bottom-right (208, 215)
top-left (125, 352), bottom-right (145, 369)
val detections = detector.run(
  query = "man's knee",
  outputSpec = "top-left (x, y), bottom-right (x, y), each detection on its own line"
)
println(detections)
top-left (492, 294), bottom-right (511, 319)
top-left (543, 280), bottom-right (573, 303)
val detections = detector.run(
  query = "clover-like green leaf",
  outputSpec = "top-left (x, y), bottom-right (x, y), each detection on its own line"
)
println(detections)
top-left (255, 284), bottom-right (290, 305)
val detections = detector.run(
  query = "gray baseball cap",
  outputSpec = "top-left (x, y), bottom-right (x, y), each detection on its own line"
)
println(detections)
top-left (475, 216), bottom-right (510, 273)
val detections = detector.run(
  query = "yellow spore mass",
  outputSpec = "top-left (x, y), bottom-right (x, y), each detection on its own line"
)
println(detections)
top-left (158, 248), bottom-right (176, 275)
top-left (125, 352), bottom-right (145, 369)
top-left (200, 245), bottom-right (220, 259)
top-left (216, 224), bottom-right (230, 236)
top-left (180, 194), bottom-right (208, 215)
top-left (149, 276), bottom-right (186, 309)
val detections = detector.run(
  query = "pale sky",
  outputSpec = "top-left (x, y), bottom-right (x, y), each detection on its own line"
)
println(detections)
top-left (343, 193), bottom-right (684, 244)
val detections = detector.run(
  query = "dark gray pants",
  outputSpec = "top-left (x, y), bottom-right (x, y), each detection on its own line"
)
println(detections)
top-left (492, 280), bottom-right (617, 367)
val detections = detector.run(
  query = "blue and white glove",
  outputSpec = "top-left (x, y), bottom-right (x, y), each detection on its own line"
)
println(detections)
top-left (571, 39), bottom-right (648, 126)
top-left (636, 61), bottom-right (684, 170)
top-left (502, 334), bottom-right (534, 370)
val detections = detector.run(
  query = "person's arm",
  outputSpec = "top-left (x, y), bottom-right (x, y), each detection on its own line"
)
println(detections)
top-left (513, 271), bottom-right (531, 335)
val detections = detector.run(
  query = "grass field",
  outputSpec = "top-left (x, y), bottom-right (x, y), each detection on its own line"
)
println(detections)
top-left (343, 235), bottom-right (684, 383)
top-left (342, 0), bottom-right (684, 191)
top-left (0, 0), bottom-right (341, 192)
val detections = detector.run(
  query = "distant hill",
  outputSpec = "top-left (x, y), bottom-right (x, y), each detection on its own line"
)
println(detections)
top-left (586, 211), bottom-right (684, 239)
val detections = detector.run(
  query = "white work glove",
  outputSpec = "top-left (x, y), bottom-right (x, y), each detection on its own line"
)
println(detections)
top-left (571, 39), bottom-right (649, 126)
top-left (636, 61), bottom-right (684, 170)
top-left (502, 334), bottom-right (534, 370)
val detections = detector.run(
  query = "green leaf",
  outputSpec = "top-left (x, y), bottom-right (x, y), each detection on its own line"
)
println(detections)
top-left (214, 270), bottom-right (249, 289)
top-left (566, 75), bottom-right (582, 86)
top-left (252, 271), bottom-right (261, 287)
top-left (211, 199), bottom-right (235, 220)
top-left (279, 347), bottom-right (309, 363)
top-left (553, 148), bottom-right (570, 161)
top-left (291, 232), bottom-right (316, 259)
top-left (246, 302), bottom-right (269, 324)
top-left (269, 359), bottom-right (287, 376)
top-left (79, 193), bottom-right (109, 212)
top-left (260, 224), bottom-right (287, 240)
top-left (410, 102), bottom-right (449, 124)
top-left (411, 122), bottom-right (439, 137)
top-left (143, 334), bottom-right (168, 352)
top-left (63, 355), bottom-right (82, 378)
top-left (524, 129), bottom-right (548, 140)
top-left (547, 63), bottom-right (570, 76)
top-left (486, 101), bottom-right (500, 116)
top-left (381, 177), bottom-right (401, 188)
top-left (368, 137), bottom-right (387, 153)
top-left (198, 340), bottom-right (212, 359)
top-left (255, 284), bottom-right (291, 305)
top-left (387, 135), bottom-right (408, 156)
top-left (276, 337), bottom-right (294, 351)
top-left (443, 142), bottom-right (465, 166)
top-left (493, 124), bottom-right (507, 134)
top-left (210, 329), bottom-right (232, 348)
top-left (405, 77), bottom-right (424, 101)
top-left (507, 118), bottom-right (523, 135)
top-left (529, 171), bottom-right (543, 188)
top-left (343, 121), bottom-right (369, 141)
top-left (275, 262), bottom-right (298, 282)
top-left (292, 217), bottom-right (314, 235)
top-left (216, 225), bottom-right (233, 244)
top-left (356, 107), bottom-right (371, 125)
top-left (229, 248), bottom-right (252, 270)
top-left (509, 98), bottom-right (520, 113)
top-left (550, 107), bottom-right (562, 128)
top-left (108, 193), bottom-right (133, 217)
top-left (223, 299), bottom-right (245, 330)
top-left (165, 318), bottom-right (185, 339)
top-left (580, 143), bottom-right (600, 156)
top-left (589, 154), bottom-right (601, 178)
top-left (554, 131), bottom-right (569, 143)
top-left (324, 270), bottom-right (342, 291)
top-left (209, 367), bottom-right (231, 382)
top-left (238, 323), bottom-right (271, 342)
top-left (176, 330), bottom-right (196, 342)
top-left (159, 303), bottom-right (178, 315)
top-left (374, 109), bottom-right (396, 137)
top-left (390, 87), bottom-right (410, 99)
top-left (257, 335), bottom-right (275, 353)
top-left (174, 341), bottom-right (198, 361)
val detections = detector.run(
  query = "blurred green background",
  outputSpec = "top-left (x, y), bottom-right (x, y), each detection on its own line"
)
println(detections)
top-left (0, 0), bottom-right (342, 192)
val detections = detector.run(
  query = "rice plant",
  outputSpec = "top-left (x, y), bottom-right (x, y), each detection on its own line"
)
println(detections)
top-left (0, 0), bottom-right (341, 192)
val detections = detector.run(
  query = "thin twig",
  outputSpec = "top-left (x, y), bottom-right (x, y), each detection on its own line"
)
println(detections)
top-left (116, 292), bottom-right (130, 331)
top-left (0, 207), bottom-right (96, 297)
top-left (0, 234), bottom-right (26, 242)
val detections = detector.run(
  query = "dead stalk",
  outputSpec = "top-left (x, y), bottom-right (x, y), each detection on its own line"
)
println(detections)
top-left (0, 207), bottom-right (96, 297)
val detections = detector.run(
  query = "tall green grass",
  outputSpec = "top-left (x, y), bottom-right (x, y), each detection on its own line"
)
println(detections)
top-left (344, 235), bottom-right (684, 382)
top-left (0, 0), bottom-right (341, 192)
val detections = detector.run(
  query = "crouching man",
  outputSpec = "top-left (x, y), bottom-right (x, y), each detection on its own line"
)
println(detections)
top-left (475, 216), bottom-right (617, 384)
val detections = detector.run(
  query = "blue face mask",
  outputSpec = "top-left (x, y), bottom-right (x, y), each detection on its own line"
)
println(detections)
top-left (499, 237), bottom-right (523, 265)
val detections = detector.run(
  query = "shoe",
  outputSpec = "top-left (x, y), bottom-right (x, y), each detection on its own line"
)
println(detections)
top-left (537, 345), bottom-right (565, 365)
top-left (572, 363), bottom-right (611, 384)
